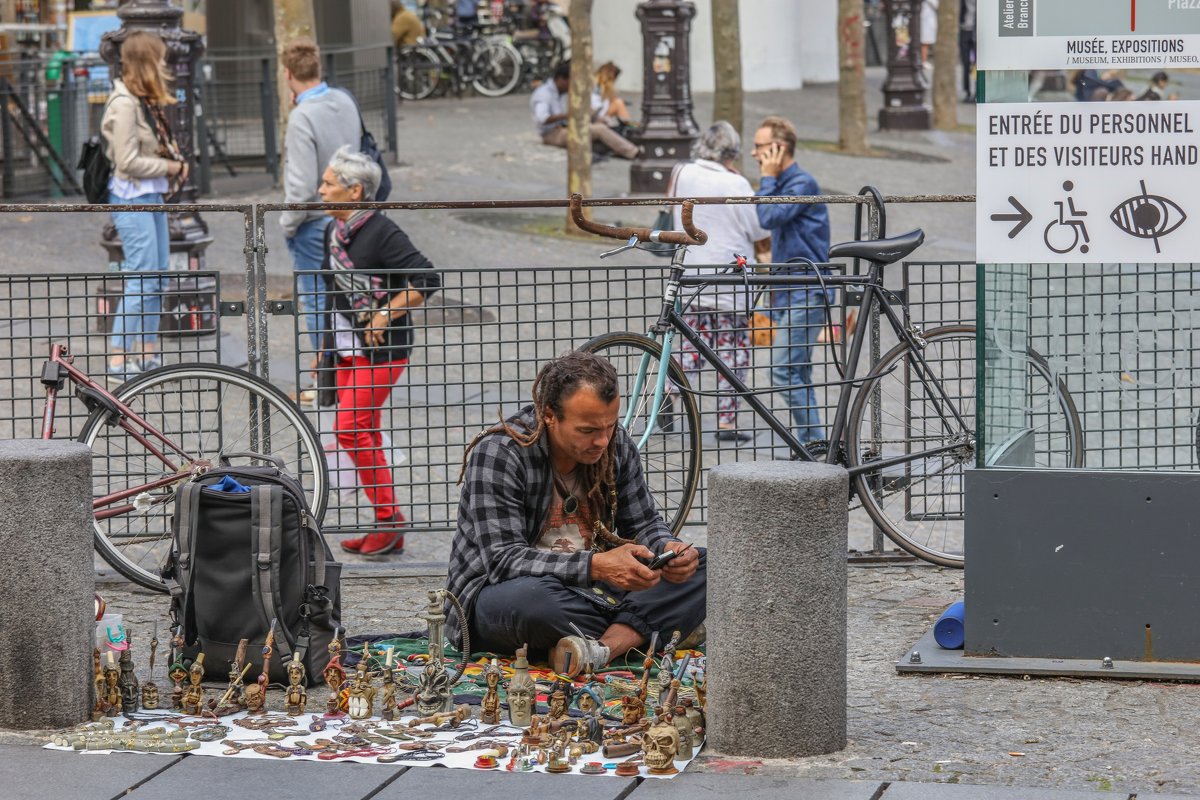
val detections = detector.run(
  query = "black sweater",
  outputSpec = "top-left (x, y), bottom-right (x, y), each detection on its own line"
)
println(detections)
top-left (321, 213), bottom-right (440, 364)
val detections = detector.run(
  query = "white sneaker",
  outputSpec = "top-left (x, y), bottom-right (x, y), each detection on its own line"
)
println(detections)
top-left (551, 634), bottom-right (611, 677)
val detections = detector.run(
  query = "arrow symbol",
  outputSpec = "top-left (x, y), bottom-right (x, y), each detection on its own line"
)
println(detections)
top-left (990, 196), bottom-right (1033, 239)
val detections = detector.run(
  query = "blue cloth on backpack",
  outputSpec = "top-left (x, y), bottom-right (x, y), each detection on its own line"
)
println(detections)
top-left (210, 475), bottom-right (252, 493)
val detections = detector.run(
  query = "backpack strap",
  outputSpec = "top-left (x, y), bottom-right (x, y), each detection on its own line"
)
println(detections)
top-left (250, 485), bottom-right (294, 663)
top-left (333, 86), bottom-right (368, 138)
top-left (169, 482), bottom-right (204, 643)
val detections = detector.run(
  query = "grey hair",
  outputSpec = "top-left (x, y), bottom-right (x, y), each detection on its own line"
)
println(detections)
top-left (691, 121), bottom-right (741, 163)
top-left (327, 145), bottom-right (380, 202)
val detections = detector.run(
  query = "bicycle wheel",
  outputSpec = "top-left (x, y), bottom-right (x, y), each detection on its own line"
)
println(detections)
top-left (396, 45), bottom-right (443, 101)
top-left (78, 363), bottom-right (328, 592)
top-left (580, 332), bottom-right (702, 535)
top-left (471, 40), bottom-right (522, 97)
top-left (847, 325), bottom-right (1083, 568)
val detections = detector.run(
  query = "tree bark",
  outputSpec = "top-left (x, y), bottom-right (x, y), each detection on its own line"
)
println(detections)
top-left (565, 0), bottom-right (594, 234)
top-left (711, 0), bottom-right (743, 169)
top-left (837, 0), bottom-right (869, 155)
top-left (273, 0), bottom-right (317, 188)
top-left (931, 0), bottom-right (961, 130)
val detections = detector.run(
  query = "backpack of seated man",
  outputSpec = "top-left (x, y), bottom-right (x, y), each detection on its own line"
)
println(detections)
top-left (163, 454), bottom-right (342, 683)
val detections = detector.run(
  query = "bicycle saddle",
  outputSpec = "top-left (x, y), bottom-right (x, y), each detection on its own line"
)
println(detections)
top-left (829, 229), bottom-right (925, 265)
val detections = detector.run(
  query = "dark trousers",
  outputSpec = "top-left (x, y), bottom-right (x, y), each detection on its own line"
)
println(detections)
top-left (469, 549), bottom-right (707, 660)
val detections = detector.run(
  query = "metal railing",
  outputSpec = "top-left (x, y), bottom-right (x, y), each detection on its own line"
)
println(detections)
top-left (4, 195), bottom-right (1197, 563)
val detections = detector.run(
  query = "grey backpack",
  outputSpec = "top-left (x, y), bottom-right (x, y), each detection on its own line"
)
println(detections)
top-left (164, 454), bottom-right (341, 683)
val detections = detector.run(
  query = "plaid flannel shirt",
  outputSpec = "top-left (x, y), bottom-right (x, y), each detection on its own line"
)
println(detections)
top-left (445, 406), bottom-right (676, 648)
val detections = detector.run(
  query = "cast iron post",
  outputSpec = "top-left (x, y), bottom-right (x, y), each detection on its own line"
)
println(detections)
top-left (630, 0), bottom-right (699, 194)
top-left (878, 0), bottom-right (931, 131)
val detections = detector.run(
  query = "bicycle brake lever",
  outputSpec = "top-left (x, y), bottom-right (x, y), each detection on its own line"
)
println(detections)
top-left (600, 234), bottom-right (640, 259)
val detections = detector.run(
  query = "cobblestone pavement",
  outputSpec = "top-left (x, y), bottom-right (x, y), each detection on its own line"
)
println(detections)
top-left (48, 563), bottom-right (1197, 797)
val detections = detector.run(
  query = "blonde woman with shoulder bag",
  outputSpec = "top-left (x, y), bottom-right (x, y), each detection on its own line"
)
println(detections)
top-left (101, 30), bottom-right (187, 383)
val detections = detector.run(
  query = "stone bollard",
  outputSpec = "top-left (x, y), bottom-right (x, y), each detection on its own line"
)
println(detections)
top-left (706, 461), bottom-right (848, 757)
top-left (0, 440), bottom-right (94, 729)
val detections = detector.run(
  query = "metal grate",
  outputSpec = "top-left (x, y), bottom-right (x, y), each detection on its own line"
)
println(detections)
top-left (0, 271), bottom-right (223, 442)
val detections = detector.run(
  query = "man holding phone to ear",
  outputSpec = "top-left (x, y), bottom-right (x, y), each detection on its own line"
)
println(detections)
top-left (752, 115), bottom-right (831, 446)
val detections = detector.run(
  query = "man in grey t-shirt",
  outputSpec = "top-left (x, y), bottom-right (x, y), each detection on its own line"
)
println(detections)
top-left (280, 38), bottom-right (361, 366)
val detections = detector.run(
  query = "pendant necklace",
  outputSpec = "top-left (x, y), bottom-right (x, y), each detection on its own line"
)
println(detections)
top-left (553, 467), bottom-right (582, 515)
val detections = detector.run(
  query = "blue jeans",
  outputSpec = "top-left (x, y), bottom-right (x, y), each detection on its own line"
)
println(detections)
top-left (771, 297), bottom-right (827, 444)
top-left (286, 217), bottom-right (331, 354)
top-left (109, 191), bottom-right (169, 352)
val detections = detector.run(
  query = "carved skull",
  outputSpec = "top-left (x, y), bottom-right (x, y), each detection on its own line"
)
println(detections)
top-left (642, 718), bottom-right (681, 773)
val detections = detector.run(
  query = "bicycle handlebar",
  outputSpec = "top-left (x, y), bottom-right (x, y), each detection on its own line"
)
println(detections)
top-left (569, 193), bottom-right (708, 246)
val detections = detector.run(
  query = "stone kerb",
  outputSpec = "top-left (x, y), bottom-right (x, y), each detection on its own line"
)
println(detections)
top-left (0, 440), bottom-right (94, 729)
top-left (705, 460), bottom-right (849, 758)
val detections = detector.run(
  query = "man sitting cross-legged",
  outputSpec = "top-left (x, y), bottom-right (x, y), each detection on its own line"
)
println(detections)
top-left (445, 351), bottom-right (705, 675)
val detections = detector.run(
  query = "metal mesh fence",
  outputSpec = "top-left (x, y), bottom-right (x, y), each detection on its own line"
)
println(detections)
top-left (292, 259), bottom-right (977, 536)
top-left (1004, 265), bottom-right (1200, 472)
top-left (0, 270), bottom-right (223, 442)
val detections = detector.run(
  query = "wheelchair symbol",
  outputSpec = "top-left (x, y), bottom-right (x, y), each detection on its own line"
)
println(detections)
top-left (1044, 180), bottom-right (1090, 255)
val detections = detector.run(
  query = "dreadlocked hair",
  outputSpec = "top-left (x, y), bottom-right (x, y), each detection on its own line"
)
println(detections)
top-left (458, 351), bottom-right (626, 544)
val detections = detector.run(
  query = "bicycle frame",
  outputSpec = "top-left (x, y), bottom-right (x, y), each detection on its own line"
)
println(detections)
top-left (39, 344), bottom-right (209, 520)
top-left (629, 255), bottom-right (973, 478)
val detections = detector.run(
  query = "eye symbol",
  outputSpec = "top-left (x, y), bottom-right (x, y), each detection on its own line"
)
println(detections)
top-left (1110, 180), bottom-right (1187, 253)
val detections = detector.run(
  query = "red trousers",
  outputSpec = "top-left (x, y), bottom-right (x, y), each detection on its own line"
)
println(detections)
top-left (335, 356), bottom-right (407, 523)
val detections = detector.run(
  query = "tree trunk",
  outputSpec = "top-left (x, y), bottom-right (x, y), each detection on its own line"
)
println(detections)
top-left (565, 0), bottom-right (593, 234)
top-left (837, 0), bottom-right (869, 155)
top-left (931, 0), bottom-right (961, 130)
top-left (711, 0), bottom-right (743, 169)
top-left (273, 0), bottom-right (317, 188)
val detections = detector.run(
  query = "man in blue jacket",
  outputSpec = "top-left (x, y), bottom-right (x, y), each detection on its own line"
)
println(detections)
top-left (753, 115), bottom-right (831, 444)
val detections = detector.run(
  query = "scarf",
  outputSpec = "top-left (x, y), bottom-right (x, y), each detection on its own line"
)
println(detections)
top-left (329, 211), bottom-right (386, 327)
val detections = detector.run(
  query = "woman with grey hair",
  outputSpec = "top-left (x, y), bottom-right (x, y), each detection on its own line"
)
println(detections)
top-left (670, 121), bottom-right (771, 442)
top-left (318, 145), bottom-right (441, 557)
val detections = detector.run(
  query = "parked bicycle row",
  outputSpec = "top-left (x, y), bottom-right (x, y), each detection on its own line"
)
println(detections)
top-left (393, 0), bottom-right (570, 99)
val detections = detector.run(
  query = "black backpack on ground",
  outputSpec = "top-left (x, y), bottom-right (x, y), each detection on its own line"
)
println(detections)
top-left (164, 453), bottom-right (341, 684)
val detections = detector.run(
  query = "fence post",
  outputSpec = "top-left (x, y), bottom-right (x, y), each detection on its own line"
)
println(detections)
top-left (261, 57), bottom-right (278, 181)
top-left (61, 58), bottom-right (78, 183)
top-left (195, 62), bottom-right (212, 195)
top-left (865, 197), bottom-right (886, 555)
top-left (324, 51), bottom-right (337, 87)
top-left (384, 46), bottom-right (398, 157)
top-left (0, 82), bottom-right (13, 199)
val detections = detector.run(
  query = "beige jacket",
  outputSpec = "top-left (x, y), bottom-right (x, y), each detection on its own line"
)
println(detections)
top-left (101, 79), bottom-right (171, 182)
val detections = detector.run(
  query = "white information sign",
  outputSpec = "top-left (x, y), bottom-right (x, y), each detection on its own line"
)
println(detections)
top-left (978, 0), bottom-right (1200, 71)
top-left (976, 101), bottom-right (1198, 263)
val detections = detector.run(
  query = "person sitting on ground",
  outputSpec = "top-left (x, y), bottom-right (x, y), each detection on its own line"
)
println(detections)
top-left (530, 63), bottom-right (639, 160)
top-left (318, 146), bottom-right (441, 558)
top-left (446, 351), bottom-right (705, 677)
top-left (593, 61), bottom-right (632, 127)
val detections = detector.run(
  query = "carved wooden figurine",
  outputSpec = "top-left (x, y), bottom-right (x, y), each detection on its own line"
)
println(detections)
top-left (141, 626), bottom-right (160, 710)
top-left (117, 629), bottom-right (140, 713)
top-left (284, 653), bottom-right (307, 716)
top-left (323, 633), bottom-right (347, 717)
top-left (506, 645), bottom-right (536, 728)
top-left (642, 713), bottom-right (682, 776)
top-left (480, 659), bottom-right (502, 724)
top-left (102, 651), bottom-right (122, 717)
top-left (180, 654), bottom-right (206, 716)
top-left (347, 661), bottom-right (377, 720)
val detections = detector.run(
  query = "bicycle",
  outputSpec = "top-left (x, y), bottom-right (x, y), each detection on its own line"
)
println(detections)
top-left (395, 26), bottom-right (522, 101)
top-left (39, 343), bottom-right (328, 591)
top-left (567, 194), bottom-right (1084, 568)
